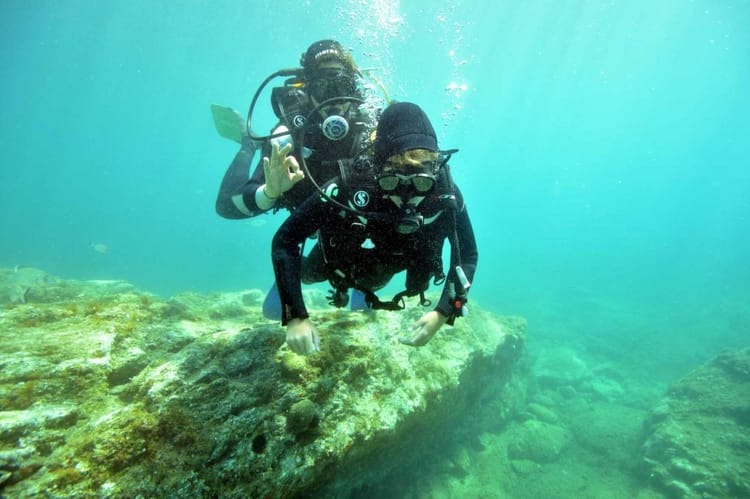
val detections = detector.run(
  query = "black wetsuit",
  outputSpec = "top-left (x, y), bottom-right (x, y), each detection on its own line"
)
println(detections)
top-left (214, 140), bottom-right (344, 218)
top-left (215, 91), bottom-right (375, 219)
top-left (272, 175), bottom-right (478, 324)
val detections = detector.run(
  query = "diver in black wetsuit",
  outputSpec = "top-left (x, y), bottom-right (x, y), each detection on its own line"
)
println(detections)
top-left (215, 39), bottom-right (381, 219)
top-left (272, 102), bottom-right (478, 355)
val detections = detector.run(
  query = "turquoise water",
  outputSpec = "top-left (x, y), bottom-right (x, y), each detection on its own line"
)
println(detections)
top-left (2, 0), bottom-right (748, 379)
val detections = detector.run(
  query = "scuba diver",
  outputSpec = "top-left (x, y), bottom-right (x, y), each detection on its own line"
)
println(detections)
top-left (272, 102), bottom-right (478, 355)
top-left (213, 39), bottom-right (385, 219)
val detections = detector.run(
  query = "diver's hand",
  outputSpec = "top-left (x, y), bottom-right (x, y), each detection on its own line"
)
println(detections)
top-left (286, 318), bottom-right (320, 355)
top-left (400, 311), bottom-right (448, 347)
top-left (262, 141), bottom-right (304, 198)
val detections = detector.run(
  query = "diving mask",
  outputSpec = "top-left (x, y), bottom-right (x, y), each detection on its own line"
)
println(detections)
top-left (378, 172), bottom-right (436, 193)
top-left (307, 68), bottom-right (357, 102)
top-left (378, 159), bottom-right (438, 194)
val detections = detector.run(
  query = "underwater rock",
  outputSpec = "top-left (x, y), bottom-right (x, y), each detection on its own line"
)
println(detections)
top-left (510, 458), bottom-right (538, 475)
top-left (0, 268), bottom-right (528, 497)
top-left (240, 289), bottom-right (263, 307)
top-left (450, 446), bottom-right (473, 477)
top-left (558, 385), bottom-right (577, 399)
top-left (641, 347), bottom-right (750, 498)
top-left (567, 401), bottom-right (643, 467)
top-left (206, 291), bottom-right (257, 319)
top-left (278, 349), bottom-right (310, 382)
top-left (582, 375), bottom-right (624, 402)
top-left (524, 402), bottom-right (559, 424)
top-left (506, 419), bottom-right (570, 464)
top-left (0, 267), bottom-right (55, 305)
top-left (107, 347), bottom-right (150, 386)
top-left (0, 447), bottom-right (38, 487)
top-left (287, 398), bottom-right (319, 436)
top-left (533, 347), bottom-right (588, 389)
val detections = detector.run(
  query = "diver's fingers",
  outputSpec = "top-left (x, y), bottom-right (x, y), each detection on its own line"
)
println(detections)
top-left (303, 338), bottom-right (313, 355)
top-left (311, 329), bottom-right (321, 352)
top-left (286, 155), bottom-right (300, 173)
top-left (279, 141), bottom-right (293, 156)
top-left (400, 323), bottom-right (425, 347)
top-left (262, 156), bottom-right (270, 176)
top-left (410, 317), bottom-right (427, 334)
top-left (302, 328), bottom-right (320, 354)
top-left (290, 170), bottom-right (305, 184)
top-left (284, 157), bottom-right (304, 183)
top-left (289, 338), bottom-right (305, 355)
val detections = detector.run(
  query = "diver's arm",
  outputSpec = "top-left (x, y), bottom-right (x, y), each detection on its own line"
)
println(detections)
top-left (272, 195), bottom-right (332, 355)
top-left (215, 141), bottom-right (271, 219)
top-left (401, 202), bottom-right (477, 346)
top-left (435, 204), bottom-right (478, 319)
top-left (402, 207), bottom-right (477, 346)
top-left (271, 194), bottom-right (331, 325)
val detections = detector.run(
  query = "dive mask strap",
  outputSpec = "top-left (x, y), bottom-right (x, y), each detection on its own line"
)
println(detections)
top-left (436, 148), bottom-right (459, 172)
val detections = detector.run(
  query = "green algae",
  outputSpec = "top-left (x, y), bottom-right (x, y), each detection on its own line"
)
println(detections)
top-left (0, 268), bottom-right (527, 497)
top-left (642, 347), bottom-right (750, 498)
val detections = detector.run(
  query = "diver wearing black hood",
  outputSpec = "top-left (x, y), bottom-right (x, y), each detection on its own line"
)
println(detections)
top-left (272, 102), bottom-right (478, 355)
top-left (215, 40), bottom-right (379, 219)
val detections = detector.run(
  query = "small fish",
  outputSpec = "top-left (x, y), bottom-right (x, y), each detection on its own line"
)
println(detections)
top-left (90, 242), bottom-right (109, 254)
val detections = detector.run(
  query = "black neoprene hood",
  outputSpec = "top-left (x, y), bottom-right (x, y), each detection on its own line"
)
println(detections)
top-left (301, 40), bottom-right (345, 73)
top-left (374, 102), bottom-right (438, 165)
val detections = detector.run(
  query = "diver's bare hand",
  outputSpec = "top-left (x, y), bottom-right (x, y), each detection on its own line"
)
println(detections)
top-left (286, 318), bottom-right (320, 355)
top-left (400, 311), bottom-right (448, 347)
top-left (262, 142), bottom-right (304, 198)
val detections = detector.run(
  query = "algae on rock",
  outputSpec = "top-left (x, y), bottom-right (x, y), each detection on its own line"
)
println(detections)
top-left (0, 268), bottom-right (528, 497)
top-left (641, 347), bottom-right (750, 498)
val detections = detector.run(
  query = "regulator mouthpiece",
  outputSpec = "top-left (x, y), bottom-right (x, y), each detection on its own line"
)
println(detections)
top-left (321, 115), bottom-right (349, 141)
